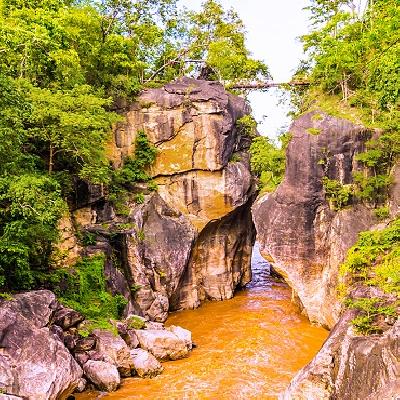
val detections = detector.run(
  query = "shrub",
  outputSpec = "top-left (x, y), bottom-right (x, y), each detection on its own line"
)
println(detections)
top-left (374, 206), bottom-right (390, 220)
top-left (236, 115), bottom-right (257, 138)
top-left (340, 218), bottom-right (400, 334)
top-left (322, 177), bottom-right (352, 210)
top-left (56, 255), bottom-right (128, 332)
top-left (134, 193), bottom-right (145, 204)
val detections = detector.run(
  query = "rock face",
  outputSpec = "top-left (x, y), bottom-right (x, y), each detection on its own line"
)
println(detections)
top-left (252, 111), bottom-right (379, 328)
top-left (70, 77), bottom-right (255, 321)
top-left (0, 291), bottom-right (83, 400)
top-left (282, 311), bottom-right (400, 400)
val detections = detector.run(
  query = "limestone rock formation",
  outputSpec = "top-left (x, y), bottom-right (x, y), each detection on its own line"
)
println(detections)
top-left (70, 77), bottom-right (255, 321)
top-left (253, 111), bottom-right (381, 328)
top-left (0, 291), bottom-right (83, 399)
top-left (282, 311), bottom-right (400, 400)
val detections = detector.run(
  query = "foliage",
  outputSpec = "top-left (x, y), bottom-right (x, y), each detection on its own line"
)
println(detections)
top-left (307, 127), bottom-right (321, 135)
top-left (340, 218), bottom-right (400, 334)
top-left (374, 206), bottom-right (390, 220)
top-left (56, 255), bottom-right (127, 332)
top-left (236, 115), bottom-right (257, 138)
top-left (183, 0), bottom-right (269, 83)
top-left (229, 153), bottom-right (242, 163)
top-left (108, 130), bottom-right (156, 212)
top-left (80, 231), bottom-right (97, 246)
top-left (345, 297), bottom-right (397, 335)
top-left (249, 133), bottom-right (289, 193)
top-left (0, 175), bottom-right (66, 290)
top-left (134, 193), bottom-right (145, 204)
top-left (322, 177), bottom-right (352, 210)
top-left (126, 314), bottom-right (145, 330)
top-left (295, 1), bottom-right (400, 210)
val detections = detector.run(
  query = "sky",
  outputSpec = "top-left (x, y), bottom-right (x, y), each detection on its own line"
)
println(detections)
top-left (179, 0), bottom-right (311, 139)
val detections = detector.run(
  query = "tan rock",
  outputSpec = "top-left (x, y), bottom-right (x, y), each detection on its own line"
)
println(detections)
top-left (130, 349), bottom-right (163, 378)
top-left (83, 360), bottom-right (120, 392)
top-left (135, 329), bottom-right (190, 361)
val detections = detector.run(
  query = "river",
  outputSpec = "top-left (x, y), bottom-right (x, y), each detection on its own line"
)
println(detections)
top-left (80, 244), bottom-right (328, 399)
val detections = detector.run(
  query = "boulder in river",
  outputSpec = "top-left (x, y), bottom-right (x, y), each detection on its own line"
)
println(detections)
top-left (83, 360), bottom-right (120, 392)
top-left (135, 328), bottom-right (190, 361)
top-left (130, 349), bottom-right (163, 378)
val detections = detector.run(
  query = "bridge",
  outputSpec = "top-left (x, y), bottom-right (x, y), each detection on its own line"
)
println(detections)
top-left (226, 80), bottom-right (310, 90)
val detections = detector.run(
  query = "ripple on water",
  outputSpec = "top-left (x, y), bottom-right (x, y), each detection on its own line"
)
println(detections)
top-left (77, 245), bottom-right (328, 400)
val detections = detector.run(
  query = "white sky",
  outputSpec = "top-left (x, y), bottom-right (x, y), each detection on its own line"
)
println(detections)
top-left (179, 0), bottom-right (311, 139)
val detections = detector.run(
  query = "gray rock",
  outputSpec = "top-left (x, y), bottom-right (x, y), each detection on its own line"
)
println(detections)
top-left (0, 292), bottom-right (83, 400)
top-left (135, 329), bottom-right (189, 361)
top-left (252, 111), bottom-right (379, 328)
top-left (122, 330), bottom-right (139, 349)
top-left (130, 349), bottom-right (163, 378)
top-left (282, 313), bottom-right (400, 400)
top-left (0, 290), bottom-right (57, 328)
top-left (145, 321), bottom-right (165, 330)
top-left (52, 307), bottom-right (84, 330)
top-left (83, 360), bottom-right (120, 392)
top-left (92, 330), bottom-right (133, 377)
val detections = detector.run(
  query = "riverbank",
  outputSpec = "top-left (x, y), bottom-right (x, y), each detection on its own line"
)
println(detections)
top-left (78, 247), bottom-right (327, 399)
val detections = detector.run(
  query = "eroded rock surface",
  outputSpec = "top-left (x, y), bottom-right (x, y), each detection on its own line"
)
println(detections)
top-left (282, 312), bottom-right (400, 400)
top-left (253, 111), bottom-right (379, 328)
top-left (83, 361), bottom-right (120, 392)
top-left (0, 291), bottom-right (83, 399)
top-left (130, 349), bottom-right (163, 378)
top-left (69, 78), bottom-right (255, 321)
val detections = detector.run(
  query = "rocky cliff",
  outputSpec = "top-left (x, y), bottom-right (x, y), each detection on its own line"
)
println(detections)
top-left (67, 78), bottom-right (255, 322)
top-left (253, 111), bottom-right (383, 328)
top-left (252, 110), bottom-right (400, 398)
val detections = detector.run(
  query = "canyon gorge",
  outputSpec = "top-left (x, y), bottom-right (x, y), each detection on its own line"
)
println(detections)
top-left (0, 78), bottom-right (399, 400)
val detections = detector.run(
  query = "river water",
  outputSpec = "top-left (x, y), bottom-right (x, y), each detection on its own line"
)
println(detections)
top-left (80, 244), bottom-right (328, 399)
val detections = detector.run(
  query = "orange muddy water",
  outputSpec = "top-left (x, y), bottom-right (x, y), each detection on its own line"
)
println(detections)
top-left (79, 246), bottom-right (328, 400)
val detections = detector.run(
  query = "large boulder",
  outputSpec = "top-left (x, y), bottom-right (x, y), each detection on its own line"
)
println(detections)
top-left (0, 291), bottom-right (83, 400)
top-left (83, 361), bottom-right (120, 392)
top-left (130, 349), bottom-right (163, 378)
top-left (282, 312), bottom-right (400, 400)
top-left (253, 111), bottom-right (379, 328)
top-left (92, 330), bottom-right (133, 377)
top-left (135, 329), bottom-right (190, 361)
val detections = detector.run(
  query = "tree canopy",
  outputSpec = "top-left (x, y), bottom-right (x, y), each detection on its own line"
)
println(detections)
top-left (0, 0), bottom-right (268, 291)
